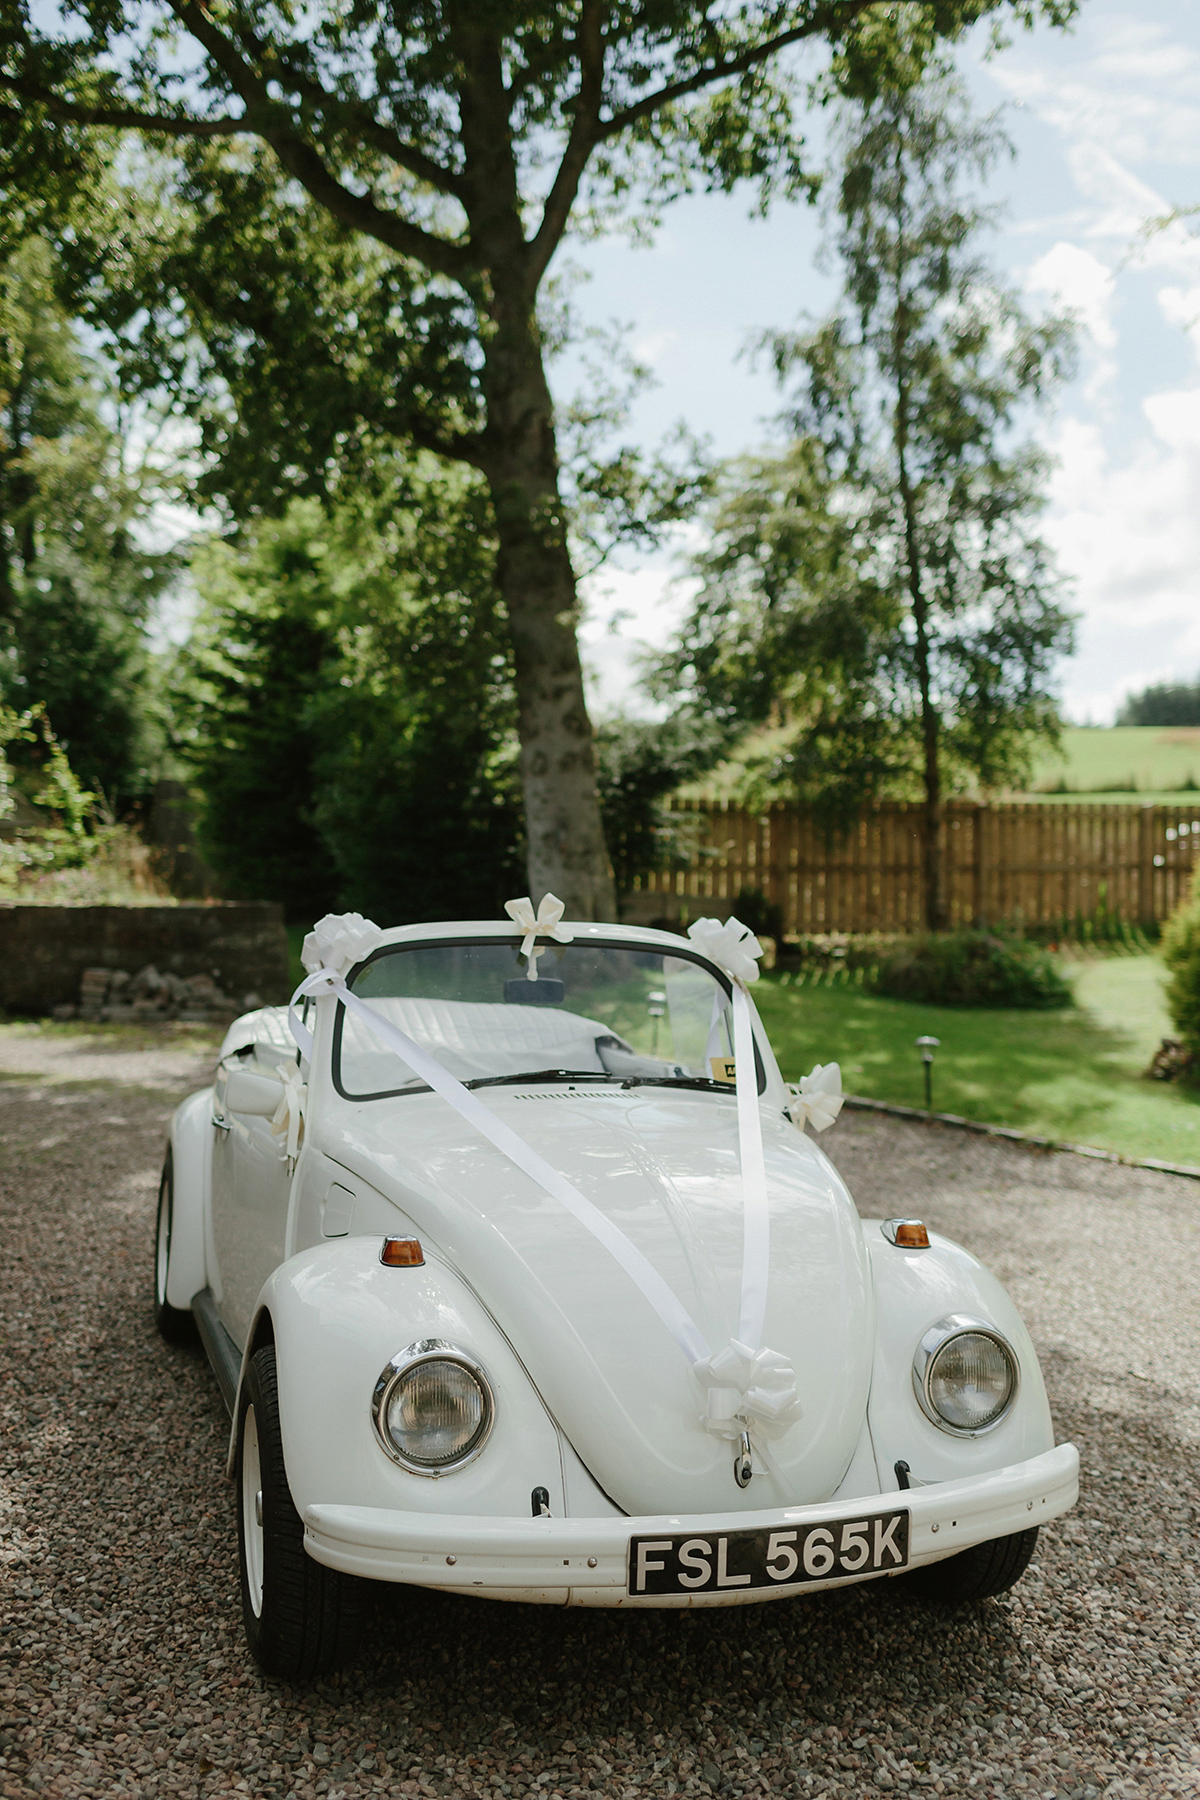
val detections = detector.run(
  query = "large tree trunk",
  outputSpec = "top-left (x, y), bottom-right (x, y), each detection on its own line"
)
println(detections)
top-left (455, 31), bottom-right (615, 923)
top-left (479, 277), bottom-right (616, 920)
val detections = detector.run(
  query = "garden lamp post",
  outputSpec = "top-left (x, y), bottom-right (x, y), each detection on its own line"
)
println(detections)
top-left (648, 990), bottom-right (666, 1057)
top-left (915, 1036), bottom-right (940, 1112)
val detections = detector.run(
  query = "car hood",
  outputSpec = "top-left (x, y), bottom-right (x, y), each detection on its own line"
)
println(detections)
top-left (318, 1085), bottom-right (873, 1516)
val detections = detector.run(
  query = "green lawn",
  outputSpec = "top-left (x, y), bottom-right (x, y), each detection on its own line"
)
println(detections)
top-left (755, 952), bottom-right (1200, 1167)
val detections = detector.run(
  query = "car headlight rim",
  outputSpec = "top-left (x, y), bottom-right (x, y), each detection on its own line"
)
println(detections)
top-left (912, 1314), bottom-right (1019, 1437)
top-left (372, 1339), bottom-right (495, 1475)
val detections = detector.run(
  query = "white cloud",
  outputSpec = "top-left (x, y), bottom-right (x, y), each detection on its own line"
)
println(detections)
top-left (578, 560), bottom-right (700, 717)
top-left (1041, 404), bottom-right (1200, 720)
top-left (1025, 242), bottom-right (1116, 347)
top-left (992, 17), bottom-right (1200, 167)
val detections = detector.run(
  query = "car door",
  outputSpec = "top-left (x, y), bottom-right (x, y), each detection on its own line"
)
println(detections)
top-left (210, 1053), bottom-right (294, 1347)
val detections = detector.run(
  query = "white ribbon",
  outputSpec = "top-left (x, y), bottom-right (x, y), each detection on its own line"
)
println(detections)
top-left (269, 1062), bottom-right (307, 1171)
top-left (788, 1062), bottom-right (845, 1133)
top-left (503, 892), bottom-right (574, 980)
top-left (685, 917), bottom-right (802, 1465)
top-left (301, 912), bottom-right (385, 979)
top-left (287, 909), bottom-right (801, 1485)
top-left (686, 915), bottom-right (763, 985)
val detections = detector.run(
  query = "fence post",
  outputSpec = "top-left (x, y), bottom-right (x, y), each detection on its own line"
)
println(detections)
top-left (973, 804), bottom-right (987, 927)
top-left (1137, 805), bottom-right (1157, 926)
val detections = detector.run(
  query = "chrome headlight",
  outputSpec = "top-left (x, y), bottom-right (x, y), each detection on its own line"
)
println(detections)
top-left (372, 1340), bottom-right (495, 1475)
top-left (912, 1316), bottom-right (1018, 1436)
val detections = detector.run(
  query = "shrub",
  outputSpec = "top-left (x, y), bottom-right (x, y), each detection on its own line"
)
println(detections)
top-left (732, 888), bottom-right (785, 943)
top-left (1162, 870), bottom-right (1200, 1070)
top-left (868, 928), bottom-right (1073, 1009)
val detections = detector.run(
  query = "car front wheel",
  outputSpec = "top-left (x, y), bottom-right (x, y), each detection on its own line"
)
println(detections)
top-left (236, 1343), bottom-right (366, 1679)
top-left (902, 1526), bottom-right (1039, 1605)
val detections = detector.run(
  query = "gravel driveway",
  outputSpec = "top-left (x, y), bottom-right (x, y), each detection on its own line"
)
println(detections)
top-left (2, 1030), bottom-right (1199, 1800)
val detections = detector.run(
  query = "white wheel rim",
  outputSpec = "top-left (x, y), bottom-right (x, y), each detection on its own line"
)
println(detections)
top-left (155, 1188), bottom-right (170, 1307)
top-left (241, 1404), bottom-right (265, 1618)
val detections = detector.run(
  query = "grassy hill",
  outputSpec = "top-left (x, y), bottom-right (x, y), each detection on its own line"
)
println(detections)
top-left (1024, 727), bottom-right (1200, 801)
top-left (681, 724), bottom-right (1200, 807)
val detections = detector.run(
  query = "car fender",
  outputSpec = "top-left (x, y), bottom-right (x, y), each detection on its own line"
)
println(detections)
top-left (165, 1087), bottom-right (213, 1311)
top-left (230, 1237), bottom-right (569, 1522)
top-left (863, 1220), bottom-right (1055, 1493)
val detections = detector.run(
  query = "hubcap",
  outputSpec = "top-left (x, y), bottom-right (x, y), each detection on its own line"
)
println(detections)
top-left (241, 1404), bottom-right (265, 1618)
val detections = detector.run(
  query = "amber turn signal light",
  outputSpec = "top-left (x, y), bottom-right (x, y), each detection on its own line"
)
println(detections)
top-left (882, 1218), bottom-right (930, 1249)
top-left (380, 1237), bottom-right (424, 1267)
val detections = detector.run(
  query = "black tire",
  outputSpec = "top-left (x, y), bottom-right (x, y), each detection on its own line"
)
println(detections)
top-left (153, 1149), bottom-right (198, 1345)
top-left (236, 1343), bottom-right (367, 1680)
top-left (902, 1526), bottom-right (1039, 1605)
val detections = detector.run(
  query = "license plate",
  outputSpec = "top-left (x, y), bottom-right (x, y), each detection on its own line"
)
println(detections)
top-left (628, 1509), bottom-right (909, 1596)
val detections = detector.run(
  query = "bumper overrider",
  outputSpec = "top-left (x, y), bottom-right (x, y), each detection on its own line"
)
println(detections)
top-left (302, 1442), bottom-right (1078, 1608)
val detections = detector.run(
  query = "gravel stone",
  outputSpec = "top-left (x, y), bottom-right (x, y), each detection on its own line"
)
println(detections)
top-left (2, 1033), bottom-right (1199, 1800)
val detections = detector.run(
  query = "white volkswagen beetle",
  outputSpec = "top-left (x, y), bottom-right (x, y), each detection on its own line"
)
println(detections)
top-left (154, 905), bottom-right (1078, 1679)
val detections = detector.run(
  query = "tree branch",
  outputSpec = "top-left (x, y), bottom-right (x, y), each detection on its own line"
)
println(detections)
top-left (376, 406), bottom-right (488, 469)
top-left (225, 24), bottom-right (466, 200)
top-left (599, 0), bottom-right (876, 138)
top-left (526, 0), bottom-right (606, 286)
top-left (0, 76), bottom-right (244, 139)
top-left (158, 0), bottom-right (476, 282)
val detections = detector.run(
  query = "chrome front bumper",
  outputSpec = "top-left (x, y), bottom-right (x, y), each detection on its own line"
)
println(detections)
top-left (302, 1441), bottom-right (1079, 1608)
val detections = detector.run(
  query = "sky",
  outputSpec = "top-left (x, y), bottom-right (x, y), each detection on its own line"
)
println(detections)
top-left (563, 1), bottom-right (1200, 725)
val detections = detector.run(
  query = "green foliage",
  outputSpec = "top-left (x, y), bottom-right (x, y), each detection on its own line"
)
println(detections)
top-left (176, 465), bottom-right (523, 925)
top-left (593, 714), bottom-right (724, 894)
top-left (3, 0), bottom-right (1081, 909)
top-left (658, 64), bottom-right (1075, 869)
top-left (867, 928), bottom-right (1073, 1009)
top-left (1117, 679), bottom-right (1200, 728)
top-left (1162, 871), bottom-right (1200, 1068)
top-left (732, 888), bottom-right (785, 942)
top-left (0, 237), bottom-right (175, 803)
top-left (0, 703), bottom-right (162, 899)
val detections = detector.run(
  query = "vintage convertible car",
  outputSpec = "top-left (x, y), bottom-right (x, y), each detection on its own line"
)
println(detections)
top-left (154, 905), bottom-right (1078, 1679)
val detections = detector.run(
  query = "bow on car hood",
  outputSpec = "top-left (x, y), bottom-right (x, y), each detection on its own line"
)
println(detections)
top-left (324, 1087), bottom-right (873, 1517)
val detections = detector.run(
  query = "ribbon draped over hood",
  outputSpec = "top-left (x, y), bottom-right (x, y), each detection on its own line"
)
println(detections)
top-left (503, 893), bottom-right (574, 979)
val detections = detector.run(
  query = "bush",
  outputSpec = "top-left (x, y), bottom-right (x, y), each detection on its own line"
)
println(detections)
top-left (868, 929), bottom-right (1073, 1009)
top-left (1162, 871), bottom-right (1200, 1070)
top-left (732, 888), bottom-right (784, 943)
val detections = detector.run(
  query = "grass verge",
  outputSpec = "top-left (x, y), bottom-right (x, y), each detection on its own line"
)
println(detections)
top-left (755, 951), bottom-right (1200, 1167)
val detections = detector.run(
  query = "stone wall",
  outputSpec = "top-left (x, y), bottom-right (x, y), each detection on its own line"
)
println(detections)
top-left (0, 903), bottom-right (289, 1017)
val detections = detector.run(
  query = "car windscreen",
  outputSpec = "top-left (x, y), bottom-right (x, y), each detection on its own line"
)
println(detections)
top-left (332, 938), bottom-right (762, 1100)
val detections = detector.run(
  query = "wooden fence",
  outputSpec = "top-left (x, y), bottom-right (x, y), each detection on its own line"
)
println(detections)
top-left (621, 799), bottom-right (1200, 935)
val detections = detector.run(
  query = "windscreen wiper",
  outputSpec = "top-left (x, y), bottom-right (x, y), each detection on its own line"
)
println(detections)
top-left (615, 1075), bottom-right (730, 1092)
top-left (464, 1069), bottom-right (622, 1091)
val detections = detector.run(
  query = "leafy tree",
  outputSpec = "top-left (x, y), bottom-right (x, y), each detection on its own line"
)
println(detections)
top-left (662, 61), bottom-right (1076, 928)
top-left (0, 236), bottom-right (174, 802)
top-left (1117, 679), bottom-right (1200, 729)
top-left (177, 463), bottom-right (522, 924)
top-left (593, 713), bottom-right (722, 895)
top-left (3, 0), bottom-right (1079, 916)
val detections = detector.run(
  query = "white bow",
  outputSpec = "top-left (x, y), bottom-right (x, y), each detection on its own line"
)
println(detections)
top-left (503, 893), bottom-right (574, 980)
top-left (693, 1340), bottom-right (803, 1443)
top-left (269, 1061), bottom-right (307, 1172)
top-left (788, 1062), bottom-right (844, 1133)
top-left (686, 915), bottom-right (763, 984)
top-left (301, 912), bottom-right (385, 980)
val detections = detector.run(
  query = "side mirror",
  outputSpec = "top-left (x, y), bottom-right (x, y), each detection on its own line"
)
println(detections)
top-left (225, 1067), bottom-right (285, 1117)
